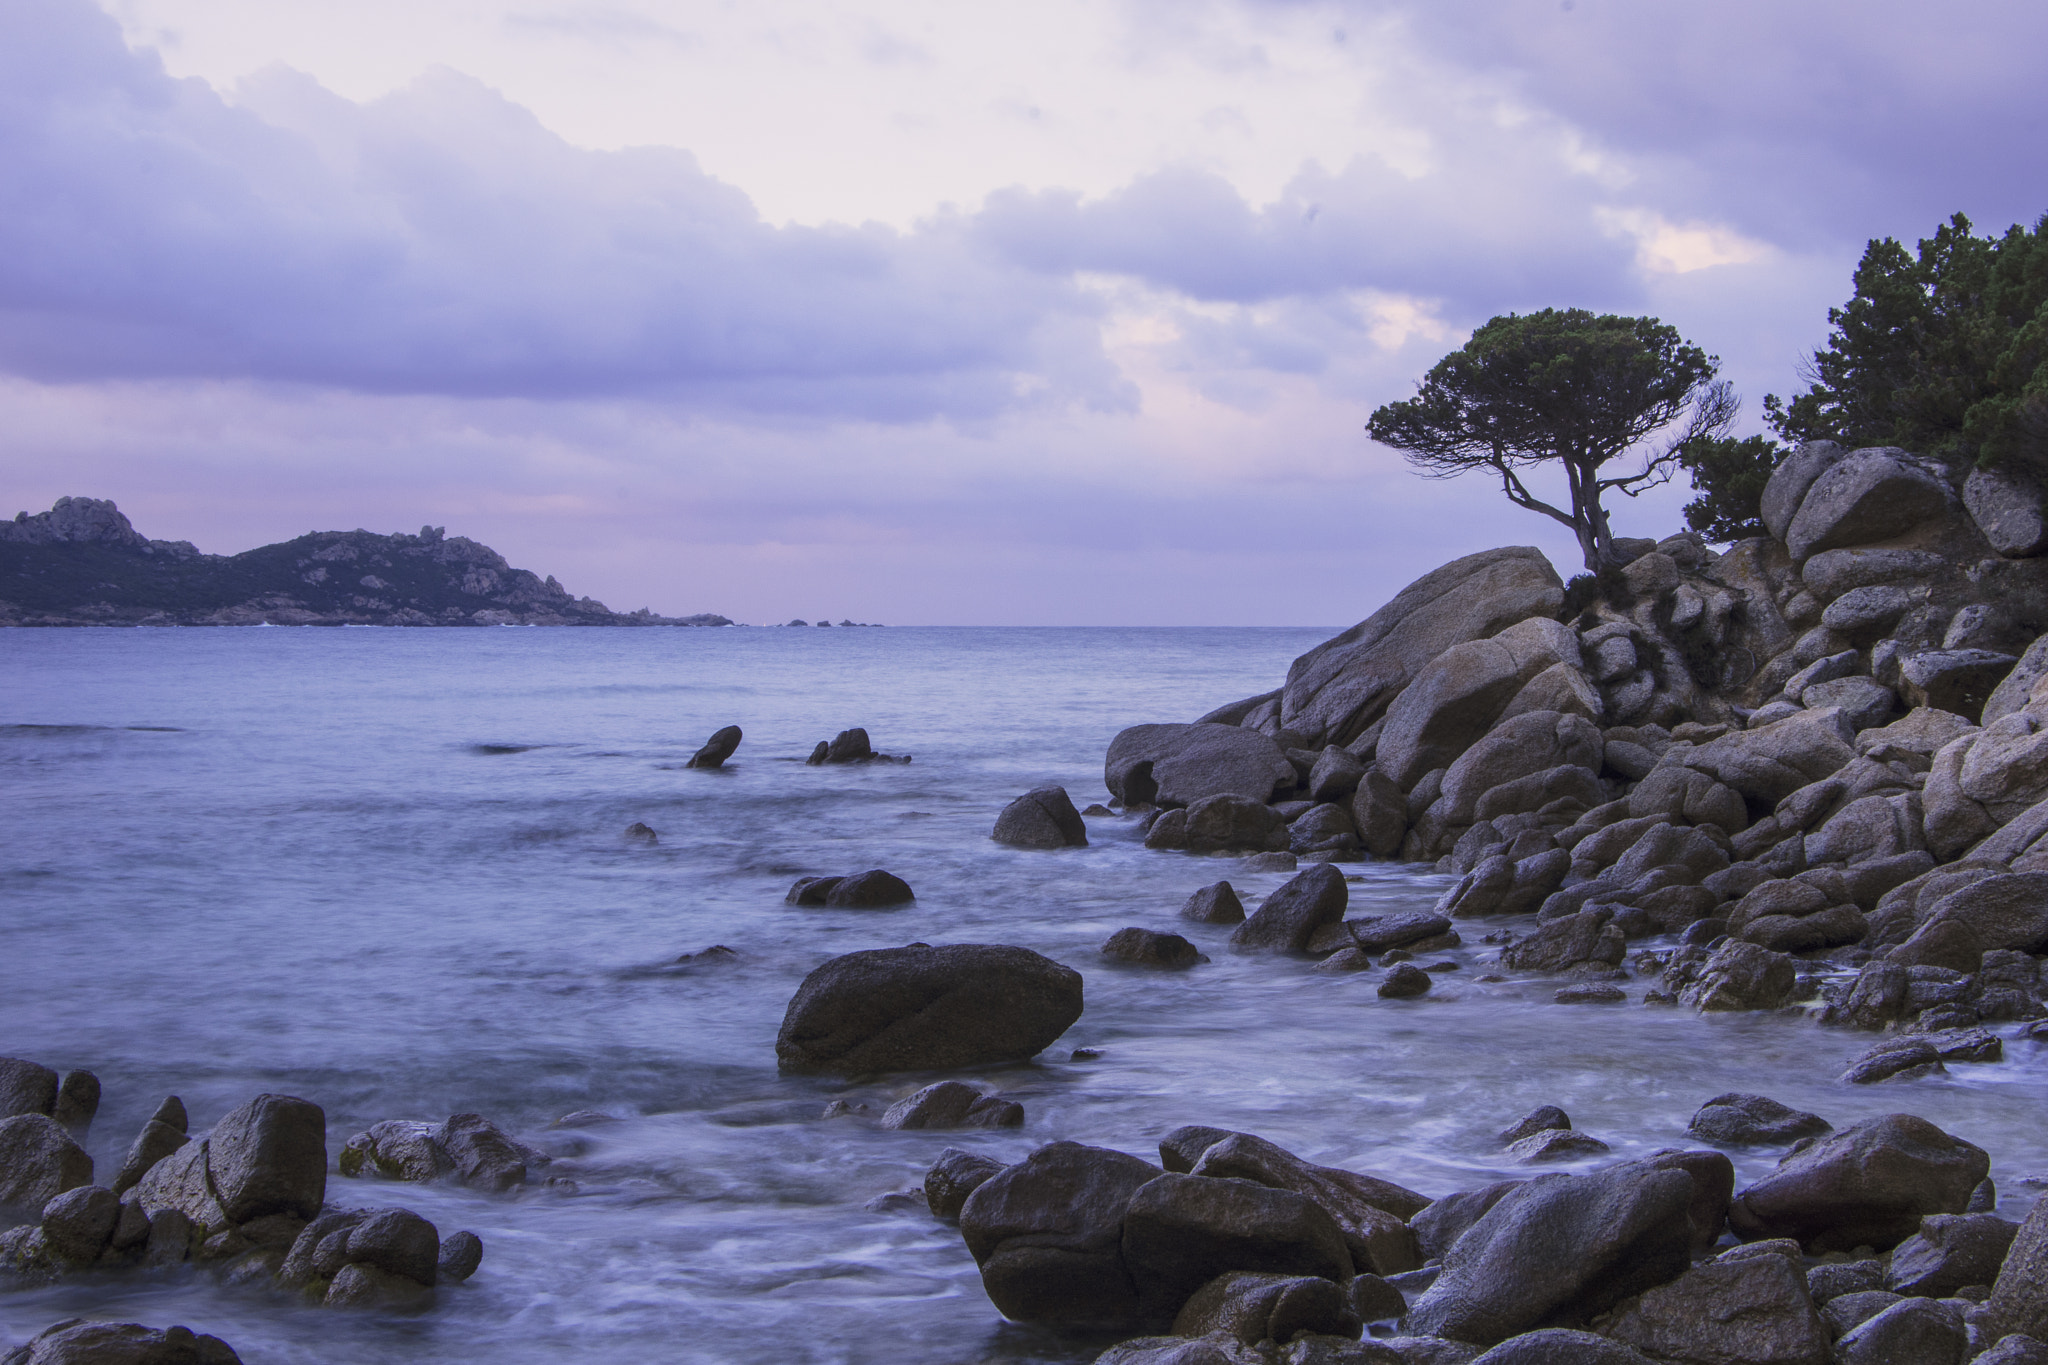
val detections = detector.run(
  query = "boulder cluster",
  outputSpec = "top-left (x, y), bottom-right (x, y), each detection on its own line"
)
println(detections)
top-left (804, 727), bottom-right (910, 765)
top-left (916, 1100), bottom-right (2048, 1365)
top-left (0, 1055), bottom-right (487, 1349)
top-left (1091, 443), bottom-right (2048, 1038)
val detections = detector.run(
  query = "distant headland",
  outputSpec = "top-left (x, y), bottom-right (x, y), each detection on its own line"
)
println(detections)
top-left (0, 497), bottom-right (733, 627)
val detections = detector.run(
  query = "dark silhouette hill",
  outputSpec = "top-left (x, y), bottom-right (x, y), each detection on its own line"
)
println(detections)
top-left (0, 497), bottom-right (729, 627)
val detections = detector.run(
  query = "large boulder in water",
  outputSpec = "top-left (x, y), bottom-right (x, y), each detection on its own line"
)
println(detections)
top-left (959, 1140), bottom-right (1161, 1327)
top-left (1, 1320), bottom-right (244, 1364)
top-left (1401, 1162), bottom-right (1697, 1345)
top-left (1106, 724), bottom-right (1295, 807)
top-left (1727, 1114), bottom-right (1988, 1252)
top-left (685, 725), bottom-right (742, 769)
top-left (993, 786), bottom-right (1088, 848)
top-left (1278, 547), bottom-right (1566, 749)
top-left (135, 1094), bottom-right (325, 1236)
top-left (776, 944), bottom-right (1083, 1074)
top-left (1229, 864), bottom-right (1347, 953)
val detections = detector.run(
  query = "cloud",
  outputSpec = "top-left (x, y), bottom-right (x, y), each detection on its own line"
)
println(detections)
top-left (1297, 0), bottom-right (2048, 248)
top-left (0, 0), bottom-right (1131, 419)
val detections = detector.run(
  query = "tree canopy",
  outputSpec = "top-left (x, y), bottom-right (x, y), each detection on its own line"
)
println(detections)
top-left (1768, 213), bottom-right (2048, 475)
top-left (1368, 309), bottom-right (1735, 571)
top-left (1674, 433), bottom-right (1781, 544)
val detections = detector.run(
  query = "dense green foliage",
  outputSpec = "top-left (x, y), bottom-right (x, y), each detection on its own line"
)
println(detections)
top-left (1768, 213), bottom-right (2048, 474)
top-left (1369, 308), bottom-right (1734, 571)
top-left (1675, 433), bottom-right (1783, 544)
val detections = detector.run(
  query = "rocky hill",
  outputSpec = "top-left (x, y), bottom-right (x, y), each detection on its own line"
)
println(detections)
top-left (0, 497), bottom-right (731, 627)
top-left (1107, 440), bottom-right (2048, 1032)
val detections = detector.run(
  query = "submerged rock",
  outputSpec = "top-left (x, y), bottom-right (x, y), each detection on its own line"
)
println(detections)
top-left (879, 1081), bottom-right (1023, 1130)
top-left (1101, 928), bottom-right (1208, 968)
top-left (1231, 865), bottom-right (1347, 953)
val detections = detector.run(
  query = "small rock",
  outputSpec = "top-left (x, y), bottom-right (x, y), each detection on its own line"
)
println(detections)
top-left (1244, 852), bottom-right (1298, 872)
top-left (879, 1081), bottom-right (1023, 1131)
top-left (1888, 1212), bottom-right (2020, 1298)
top-left (1181, 882), bottom-right (1246, 924)
top-left (1378, 965), bottom-right (1432, 999)
top-left (0, 1114), bottom-right (94, 1214)
top-left (785, 875), bottom-right (844, 906)
top-left (623, 821), bottom-right (658, 842)
top-left (1833, 1296), bottom-right (1968, 1364)
top-left (437, 1229), bottom-right (483, 1283)
top-left (1686, 1093), bottom-right (1832, 1146)
top-left (1506, 1129), bottom-right (1609, 1163)
top-left (1496, 1107), bottom-right (1570, 1147)
top-left (1554, 984), bottom-right (1626, 1004)
top-left (1842, 1038), bottom-right (1945, 1084)
top-left (39, 1184), bottom-right (119, 1263)
top-left (325, 1260), bottom-right (435, 1310)
top-left (924, 1148), bottom-right (1006, 1219)
top-left (1101, 928), bottom-right (1208, 968)
top-left (686, 724), bottom-right (742, 768)
top-left (823, 870), bottom-right (915, 908)
top-left (1823, 1289), bottom-right (1904, 1336)
top-left (52, 1073), bottom-right (98, 1137)
top-left (864, 1189), bottom-right (929, 1214)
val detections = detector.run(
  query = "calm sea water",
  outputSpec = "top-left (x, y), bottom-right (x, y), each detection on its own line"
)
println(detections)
top-left (4, 626), bottom-right (2047, 1363)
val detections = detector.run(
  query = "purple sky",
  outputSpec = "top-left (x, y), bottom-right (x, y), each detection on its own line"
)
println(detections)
top-left (5, 0), bottom-right (2044, 623)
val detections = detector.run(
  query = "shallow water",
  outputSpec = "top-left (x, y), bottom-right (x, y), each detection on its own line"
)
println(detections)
top-left (3, 626), bottom-right (2045, 1363)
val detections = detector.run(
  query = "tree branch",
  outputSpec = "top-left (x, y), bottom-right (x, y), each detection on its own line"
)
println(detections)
top-left (1492, 458), bottom-right (1580, 529)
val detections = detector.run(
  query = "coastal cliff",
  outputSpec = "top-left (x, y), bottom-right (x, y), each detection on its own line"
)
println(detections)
top-left (0, 497), bottom-right (730, 627)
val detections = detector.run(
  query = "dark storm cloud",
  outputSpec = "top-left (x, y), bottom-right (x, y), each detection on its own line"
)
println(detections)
top-left (0, 0), bottom-right (1132, 418)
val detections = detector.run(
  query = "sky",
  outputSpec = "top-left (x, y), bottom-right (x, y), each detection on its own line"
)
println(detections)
top-left (3, 0), bottom-right (2045, 624)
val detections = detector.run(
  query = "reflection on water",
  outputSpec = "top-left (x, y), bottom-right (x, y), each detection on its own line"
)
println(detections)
top-left (2, 627), bottom-right (2043, 1363)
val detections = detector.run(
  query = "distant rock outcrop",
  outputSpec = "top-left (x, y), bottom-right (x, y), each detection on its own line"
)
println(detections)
top-left (0, 497), bottom-right (731, 627)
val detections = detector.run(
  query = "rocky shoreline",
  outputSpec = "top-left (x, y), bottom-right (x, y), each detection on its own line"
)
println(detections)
top-left (13, 439), bottom-right (2048, 1361)
top-left (943, 440), bottom-right (2048, 1361)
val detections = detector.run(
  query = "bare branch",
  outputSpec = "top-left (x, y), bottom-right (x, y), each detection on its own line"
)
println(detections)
top-left (1492, 459), bottom-right (1579, 529)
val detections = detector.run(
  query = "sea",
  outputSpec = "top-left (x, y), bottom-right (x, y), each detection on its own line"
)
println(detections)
top-left (4, 625), bottom-right (2047, 1363)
